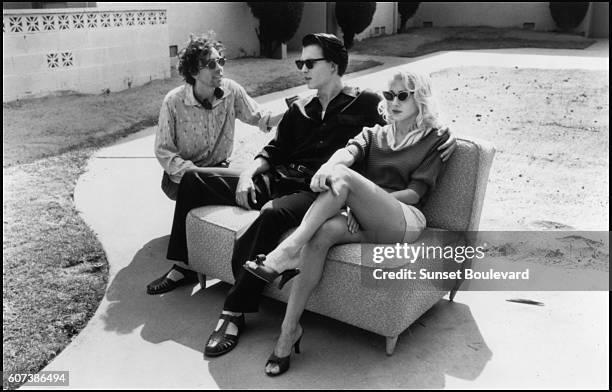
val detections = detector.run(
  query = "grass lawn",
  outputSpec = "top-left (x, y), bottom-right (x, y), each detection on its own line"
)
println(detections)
top-left (351, 26), bottom-right (597, 57)
top-left (3, 57), bottom-right (381, 167)
top-left (3, 148), bottom-right (105, 390)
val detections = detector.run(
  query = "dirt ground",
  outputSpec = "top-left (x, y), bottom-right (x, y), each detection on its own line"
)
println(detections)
top-left (434, 66), bottom-right (608, 232)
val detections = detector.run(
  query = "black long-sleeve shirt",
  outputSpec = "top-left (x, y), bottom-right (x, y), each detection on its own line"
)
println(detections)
top-left (255, 86), bottom-right (385, 173)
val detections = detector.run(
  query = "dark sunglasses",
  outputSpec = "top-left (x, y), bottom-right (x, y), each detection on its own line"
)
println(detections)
top-left (382, 90), bottom-right (413, 101)
top-left (200, 57), bottom-right (226, 70)
top-left (295, 58), bottom-right (326, 70)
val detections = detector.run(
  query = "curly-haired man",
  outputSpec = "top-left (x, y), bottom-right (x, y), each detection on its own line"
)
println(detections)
top-left (149, 34), bottom-right (280, 292)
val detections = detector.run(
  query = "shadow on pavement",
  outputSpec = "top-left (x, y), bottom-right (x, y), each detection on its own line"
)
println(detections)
top-left (102, 236), bottom-right (226, 352)
top-left (102, 236), bottom-right (492, 388)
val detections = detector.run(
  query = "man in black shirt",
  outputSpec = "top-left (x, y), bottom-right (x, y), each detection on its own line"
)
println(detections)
top-left (150, 33), bottom-right (456, 356)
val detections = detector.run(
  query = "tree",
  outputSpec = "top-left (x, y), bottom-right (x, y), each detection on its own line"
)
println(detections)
top-left (549, 2), bottom-right (589, 32)
top-left (247, 2), bottom-right (304, 58)
top-left (335, 2), bottom-right (376, 49)
top-left (398, 2), bottom-right (420, 33)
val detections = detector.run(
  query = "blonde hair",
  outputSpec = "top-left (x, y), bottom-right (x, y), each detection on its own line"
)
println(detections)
top-left (377, 70), bottom-right (442, 130)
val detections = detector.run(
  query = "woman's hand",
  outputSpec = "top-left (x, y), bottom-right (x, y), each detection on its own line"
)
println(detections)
top-left (436, 126), bottom-right (457, 162)
top-left (310, 163), bottom-right (335, 193)
top-left (346, 207), bottom-right (360, 234)
top-left (236, 173), bottom-right (257, 209)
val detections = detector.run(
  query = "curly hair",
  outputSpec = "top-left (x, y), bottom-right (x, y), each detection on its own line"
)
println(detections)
top-left (178, 32), bottom-right (225, 85)
top-left (377, 70), bottom-right (443, 130)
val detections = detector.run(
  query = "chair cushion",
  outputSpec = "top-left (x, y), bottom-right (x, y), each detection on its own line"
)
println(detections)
top-left (187, 206), bottom-right (463, 336)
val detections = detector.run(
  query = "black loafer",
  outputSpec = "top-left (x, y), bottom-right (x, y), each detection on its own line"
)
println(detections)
top-left (204, 313), bottom-right (245, 357)
top-left (146, 265), bottom-right (199, 295)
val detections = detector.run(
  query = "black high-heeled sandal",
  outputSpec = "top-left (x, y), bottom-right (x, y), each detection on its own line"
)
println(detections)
top-left (265, 329), bottom-right (304, 377)
top-left (243, 254), bottom-right (300, 289)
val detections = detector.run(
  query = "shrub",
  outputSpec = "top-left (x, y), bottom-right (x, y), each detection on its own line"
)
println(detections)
top-left (335, 2), bottom-right (377, 49)
top-left (247, 2), bottom-right (304, 58)
top-left (549, 2), bottom-right (590, 32)
top-left (398, 2), bottom-right (420, 33)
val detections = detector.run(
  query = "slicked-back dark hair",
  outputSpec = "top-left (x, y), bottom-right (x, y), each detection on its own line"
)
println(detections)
top-left (302, 33), bottom-right (348, 76)
top-left (178, 33), bottom-right (225, 85)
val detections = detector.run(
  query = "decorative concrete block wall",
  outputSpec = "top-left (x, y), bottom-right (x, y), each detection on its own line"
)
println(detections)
top-left (3, 7), bottom-right (170, 102)
top-left (98, 2), bottom-right (261, 59)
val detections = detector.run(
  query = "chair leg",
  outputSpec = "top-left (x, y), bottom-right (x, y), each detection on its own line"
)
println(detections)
top-left (386, 336), bottom-right (398, 356)
top-left (449, 275), bottom-right (465, 302)
top-left (197, 273), bottom-right (207, 289)
top-left (449, 287), bottom-right (458, 302)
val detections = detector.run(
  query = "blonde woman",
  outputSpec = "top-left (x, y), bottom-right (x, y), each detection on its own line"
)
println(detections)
top-left (244, 70), bottom-right (450, 376)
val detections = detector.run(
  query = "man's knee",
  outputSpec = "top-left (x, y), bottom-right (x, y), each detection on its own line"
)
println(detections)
top-left (257, 204), bottom-right (286, 225)
top-left (179, 170), bottom-right (199, 188)
top-left (259, 200), bottom-right (274, 213)
top-left (176, 172), bottom-right (196, 197)
top-left (258, 195), bottom-right (311, 223)
top-left (176, 171), bottom-right (215, 205)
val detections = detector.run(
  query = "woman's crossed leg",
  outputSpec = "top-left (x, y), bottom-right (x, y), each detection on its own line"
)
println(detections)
top-left (261, 166), bottom-right (409, 374)
top-left (255, 165), bottom-right (408, 273)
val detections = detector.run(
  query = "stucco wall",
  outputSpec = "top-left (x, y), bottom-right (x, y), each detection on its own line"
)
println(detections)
top-left (287, 2), bottom-right (327, 51)
top-left (410, 2), bottom-right (590, 33)
top-left (3, 7), bottom-right (170, 102)
top-left (590, 1), bottom-right (609, 38)
top-left (326, 2), bottom-right (397, 44)
top-left (355, 1), bottom-right (396, 40)
top-left (99, 2), bottom-right (260, 58)
top-left (278, 2), bottom-right (396, 52)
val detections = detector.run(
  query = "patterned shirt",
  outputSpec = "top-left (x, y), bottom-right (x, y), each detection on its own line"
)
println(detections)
top-left (155, 79), bottom-right (271, 183)
top-left (347, 123), bottom-right (449, 207)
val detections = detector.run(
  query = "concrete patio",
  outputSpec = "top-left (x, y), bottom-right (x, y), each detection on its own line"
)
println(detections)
top-left (22, 42), bottom-right (609, 389)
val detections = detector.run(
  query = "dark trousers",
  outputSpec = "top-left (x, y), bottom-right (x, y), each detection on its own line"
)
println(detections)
top-left (161, 172), bottom-right (180, 201)
top-left (165, 168), bottom-right (317, 313)
top-left (161, 161), bottom-right (230, 201)
top-left (223, 190), bottom-right (318, 312)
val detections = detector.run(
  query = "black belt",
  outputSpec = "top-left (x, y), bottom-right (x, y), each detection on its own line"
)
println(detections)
top-left (288, 163), bottom-right (315, 177)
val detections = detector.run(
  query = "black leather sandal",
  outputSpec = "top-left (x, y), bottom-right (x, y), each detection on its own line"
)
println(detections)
top-left (243, 254), bottom-right (300, 290)
top-left (265, 328), bottom-right (303, 377)
top-left (204, 313), bottom-right (245, 357)
top-left (146, 265), bottom-right (199, 295)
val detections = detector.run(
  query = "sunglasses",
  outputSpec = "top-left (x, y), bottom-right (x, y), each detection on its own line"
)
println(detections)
top-left (382, 90), bottom-right (413, 101)
top-left (295, 58), bottom-right (326, 70)
top-left (200, 57), bottom-right (226, 70)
